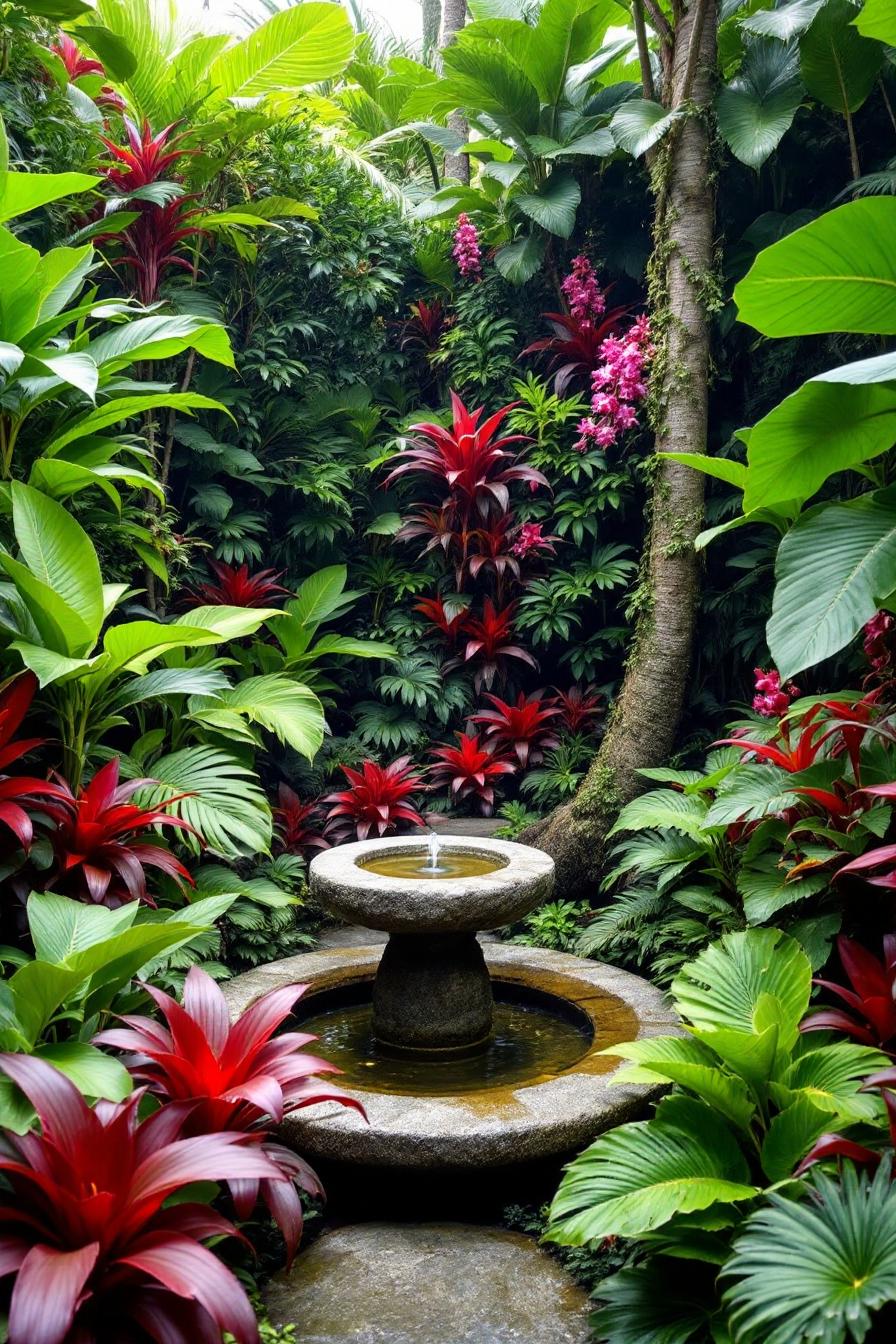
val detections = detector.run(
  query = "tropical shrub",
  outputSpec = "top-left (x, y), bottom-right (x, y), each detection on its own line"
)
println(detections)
top-left (323, 757), bottom-right (426, 842)
top-left (472, 690), bottom-right (563, 767)
top-left (428, 730), bottom-right (516, 815)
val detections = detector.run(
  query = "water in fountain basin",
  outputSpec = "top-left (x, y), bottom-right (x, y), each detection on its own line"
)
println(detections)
top-left (357, 846), bottom-right (507, 880)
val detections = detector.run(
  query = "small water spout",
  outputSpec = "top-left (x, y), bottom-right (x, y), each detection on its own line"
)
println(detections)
top-left (426, 830), bottom-right (444, 873)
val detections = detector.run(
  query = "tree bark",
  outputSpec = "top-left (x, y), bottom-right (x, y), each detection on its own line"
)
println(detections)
top-left (440, 0), bottom-right (470, 183)
top-left (423, 0), bottom-right (442, 61)
top-left (521, 0), bottom-right (718, 897)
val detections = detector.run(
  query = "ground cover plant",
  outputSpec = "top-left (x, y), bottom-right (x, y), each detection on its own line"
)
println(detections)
top-left (0, 0), bottom-right (894, 1337)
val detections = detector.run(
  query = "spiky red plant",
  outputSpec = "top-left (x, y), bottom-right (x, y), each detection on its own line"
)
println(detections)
top-left (273, 784), bottom-right (329, 857)
top-left (472, 690), bottom-right (563, 767)
top-left (46, 758), bottom-right (198, 907)
top-left (553, 685), bottom-right (603, 735)
top-left (0, 673), bottom-right (70, 850)
top-left (323, 757), bottom-right (426, 842)
top-left (95, 966), bottom-right (363, 1261)
top-left (184, 560), bottom-right (289, 609)
top-left (99, 117), bottom-right (204, 305)
top-left (52, 31), bottom-right (105, 79)
top-left (0, 1052), bottom-right (283, 1344)
top-left (520, 306), bottom-right (629, 394)
top-left (715, 703), bottom-right (829, 774)
top-left (447, 599), bottom-right (537, 691)
top-left (414, 595), bottom-right (467, 642)
top-left (428, 731), bottom-right (516, 815)
top-left (384, 392), bottom-right (547, 524)
top-left (396, 298), bottom-right (453, 355)
top-left (801, 935), bottom-right (896, 1053)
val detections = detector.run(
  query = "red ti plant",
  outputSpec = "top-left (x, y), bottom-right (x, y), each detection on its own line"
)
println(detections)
top-left (553, 684), bottom-right (603, 736)
top-left (99, 117), bottom-right (204, 305)
top-left (396, 298), bottom-right (453, 356)
top-left (472, 690), bottom-right (563, 767)
top-left (384, 392), bottom-right (547, 525)
top-left (0, 1052), bottom-right (284, 1344)
top-left (323, 757), bottom-right (426, 842)
top-left (273, 784), bottom-right (329, 858)
top-left (414, 595), bottom-right (467, 643)
top-left (449, 599), bottom-right (537, 691)
top-left (46, 758), bottom-right (198, 907)
top-left (52, 31), bottom-right (105, 78)
top-left (95, 967), bottom-right (364, 1262)
top-left (184, 559), bottom-right (289, 609)
top-left (802, 935), bottom-right (896, 1054)
top-left (0, 673), bottom-right (70, 850)
top-left (520, 305), bottom-right (628, 395)
top-left (428, 731), bottom-right (516, 815)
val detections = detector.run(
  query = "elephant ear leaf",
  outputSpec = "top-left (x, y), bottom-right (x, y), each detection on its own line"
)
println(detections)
top-left (671, 928), bottom-right (811, 1050)
top-left (546, 1096), bottom-right (758, 1246)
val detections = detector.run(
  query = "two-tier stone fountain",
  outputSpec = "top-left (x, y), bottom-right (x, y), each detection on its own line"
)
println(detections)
top-left (224, 832), bottom-right (676, 1172)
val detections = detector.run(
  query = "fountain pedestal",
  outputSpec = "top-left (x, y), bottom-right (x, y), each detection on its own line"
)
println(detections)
top-left (373, 932), bottom-right (492, 1055)
top-left (309, 836), bottom-right (555, 1057)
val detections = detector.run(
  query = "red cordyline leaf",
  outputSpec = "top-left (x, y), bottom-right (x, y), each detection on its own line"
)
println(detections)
top-left (323, 757), bottom-right (426, 843)
top-left (715, 703), bottom-right (830, 773)
top-left (0, 674), bottom-right (71, 851)
top-left (553, 684), bottom-right (603, 735)
top-left (520, 305), bottom-right (629, 394)
top-left (414, 596), bottom-right (467, 641)
top-left (45, 758), bottom-right (200, 908)
top-left (395, 298), bottom-right (453, 353)
top-left (471, 690), bottom-right (563, 767)
top-left (95, 967), bottom-right (364, 1264)
top-left (184, 560), bottom-right (289, 609)
top-left (836, 836), bottom-right (896, 889)
top-left (0, 1052), bottom-right (281, 1344)
top-left (51, 32), bottom-right (105, 79)
top-left (443, 599), bottom-right (538, 692)
top-left (384, 391), bottom-right (548, 527)
top-left (273, 784), bottom-right (329, 857)
top-left (801, 934), bottom-right (896, 1052)
top-left (796, 1075), bottom-right (896, 1176)
top-left (428, 731), bottom-right (516, 816)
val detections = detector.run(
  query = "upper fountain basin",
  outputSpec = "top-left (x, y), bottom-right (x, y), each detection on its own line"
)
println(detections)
top-left (309, 836), bottom-right (555, 934)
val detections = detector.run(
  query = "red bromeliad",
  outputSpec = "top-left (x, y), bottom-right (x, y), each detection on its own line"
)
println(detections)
top-left (414, 595), bottom-right (467, 642)
top-left (553, 684), bottom-right (603, 736)
top-left (716, 703), bottom-right (829, 774)
top-left (384, 392), bottom-right (547, 526)
top-left (472, 690), bottom-right (563, 767)
top-left (99, 117), bottom-right (204, 305)
top-left (521, 306), bottom-right (629, 395)
top-left (428, 731), bottom-right (516, 815)
top-left (447, 599), bottom-right (537, 691)
top-left (273, 784), bottom-right (329, 857)
top-left (95, 967), bottom-right (363, 1262)
top-left (801, 935), bottom-right (896, 1053)
top-left (0, 673), bottom-right (70, 850)
top-left (184, 560), bottom-right (289, 609)
top-left (396, 299), bottom-right (453, 355)
top-left (323, 757), bottom-right (426, 842)
top-left (46, 758), bottom-right (198, 907)
top-left (0, 1052), bottom-right (283, 1344)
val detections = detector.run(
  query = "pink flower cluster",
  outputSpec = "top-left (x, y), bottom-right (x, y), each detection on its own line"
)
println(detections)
top-left (453, 213), bottom-right (482, 279)
top-left (864, 611), bottom-right (895, 676)
top-left (753, 667), bottom-right (800, 718)
top-left (561, 254), bottom-right (606, 323)
top-left (511, 521), bottom-right (551, 558)
top-left (575, 314), bottom-right (655, 453)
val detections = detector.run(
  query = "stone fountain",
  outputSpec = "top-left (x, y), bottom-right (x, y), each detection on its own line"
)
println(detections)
top-left (224, 832), bottom-right (677, 1171)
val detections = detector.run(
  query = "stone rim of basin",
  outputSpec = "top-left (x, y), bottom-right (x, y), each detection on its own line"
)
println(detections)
top-left (309, 835), bottom-right (555, 933)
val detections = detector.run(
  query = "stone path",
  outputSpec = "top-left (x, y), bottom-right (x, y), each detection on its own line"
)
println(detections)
top-left (265, 1223), bottom-right (592, 1343)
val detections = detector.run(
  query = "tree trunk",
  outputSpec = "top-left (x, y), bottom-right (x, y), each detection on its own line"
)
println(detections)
top-left (441, 0), bottom-right (470, 183)
top-left (422, 0), bottom-right (442, 61)
top-left (521, 0), bottom-right (717, 897)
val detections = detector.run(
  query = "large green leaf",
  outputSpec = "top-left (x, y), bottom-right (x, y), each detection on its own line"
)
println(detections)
top-left (132, 747), bottom-right (272, 859)
top-left (611, 99), bottom-right (682, 156)
top-left (173, 604), bottom-right (283, 640)
top-left (768, 486), bottom-right (896, 678)
top-left (515, 172), bottom-right (581, 238)
top-left (608, 1035), bottom-right (757, 1131)
top-left (774, 1041), bottom-right (890, 1123)
top-left (547, 1096), bottom-right (757, 1245)
top-left (609, 789), bottom-right (711, 839)
top-left (86, 314), bottom-right (234, 370)
top-left (705, 764), bottom-right (799, 826)
top-left (0, 171), bottom-right (98, 224)
top-left (494, 232), bottom-right (546, 284)
top-left (723, 1164), bottom-right (896, 1344)
top-left (102, 619), bottom-right (220, 673)
top-left (288, 564), bottom-right (350, 628)
top-left (716, 39), bottom-right (803, 168)
top-left (671, 929), bottom-right (811, 1049)
top-left (800, 0), bottom-right (883, 114)
top-left (855, 0), bottom-right (896, 43)
top-left (74, 22), bottom-right (139, 79)
top-left (442, 39), bottom-right (541, 142)
top-left (739, 351), bottom-right (896, 511)
top-left (207, 3), bottom-right (354, 101)
top-left (734, 199), bottom-right (896, 336)
top-left (591, 1262), bottom-right (721, 1344)
top-left (520, 0), bottom-right (624, 106)
top-left (758, 1093), bottom-right (832, 1182)
top-left (27, 891), bottom-right (137, 964)
top-left (192, 675), bottom-right (325, 760)
top-left (741, 0), bottom-right (826, 40)
top-left (43, 393), bottom-right (227, 455)
top-left (9, 482), bottom-right (103, 640)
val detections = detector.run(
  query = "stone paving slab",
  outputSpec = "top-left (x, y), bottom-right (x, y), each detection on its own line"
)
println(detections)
top-left (265, 1222), bottom-right (593, 1343)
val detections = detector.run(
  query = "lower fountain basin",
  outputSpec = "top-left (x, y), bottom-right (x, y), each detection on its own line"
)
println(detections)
top-left (223, 942), bottom-right (679, 1169)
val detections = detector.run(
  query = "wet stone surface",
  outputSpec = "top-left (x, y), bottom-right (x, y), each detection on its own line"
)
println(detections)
top-left (265, 1222), bottom-right (593, 1344)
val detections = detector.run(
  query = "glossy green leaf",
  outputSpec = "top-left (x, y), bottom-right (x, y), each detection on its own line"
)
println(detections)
top-left (716, 39), bottom-right (803, 168)
top-left (86, 314), bottom-right (234, 370)
top-left (9, 482), bottom-right (103, 639)
top-left (734, 199), bottom-right (896, 336)
top-left (768, 486), bottom-right (896, 678)
top-left (42, 392), bottom-right (227, 455)
top-left (515, 172), bottom-right (581, 238)
top-left (741, 0), bottom-right (826, 39)
top-left (0, 171), bottom-right (98, 224)
top-left (132, 747), bottom-right (272, 858)
top-left (611, 99), bottom-right (682, 156)
top-left (855, 0), bottom-right (896, 43)
top-left (207, 2), bottom-right (355, 100)
top-left (494, 231), bottom-right (546, 284)
top-left (800, 0), bottom-right (883, 114)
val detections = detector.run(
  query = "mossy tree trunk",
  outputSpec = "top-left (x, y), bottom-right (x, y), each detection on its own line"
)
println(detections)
top-left (441, 0), bottom-right (470, 183)
top-left (522, 0), bottom-right (718, 897)
top-left (423, 0), bottom-right (442, 61)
